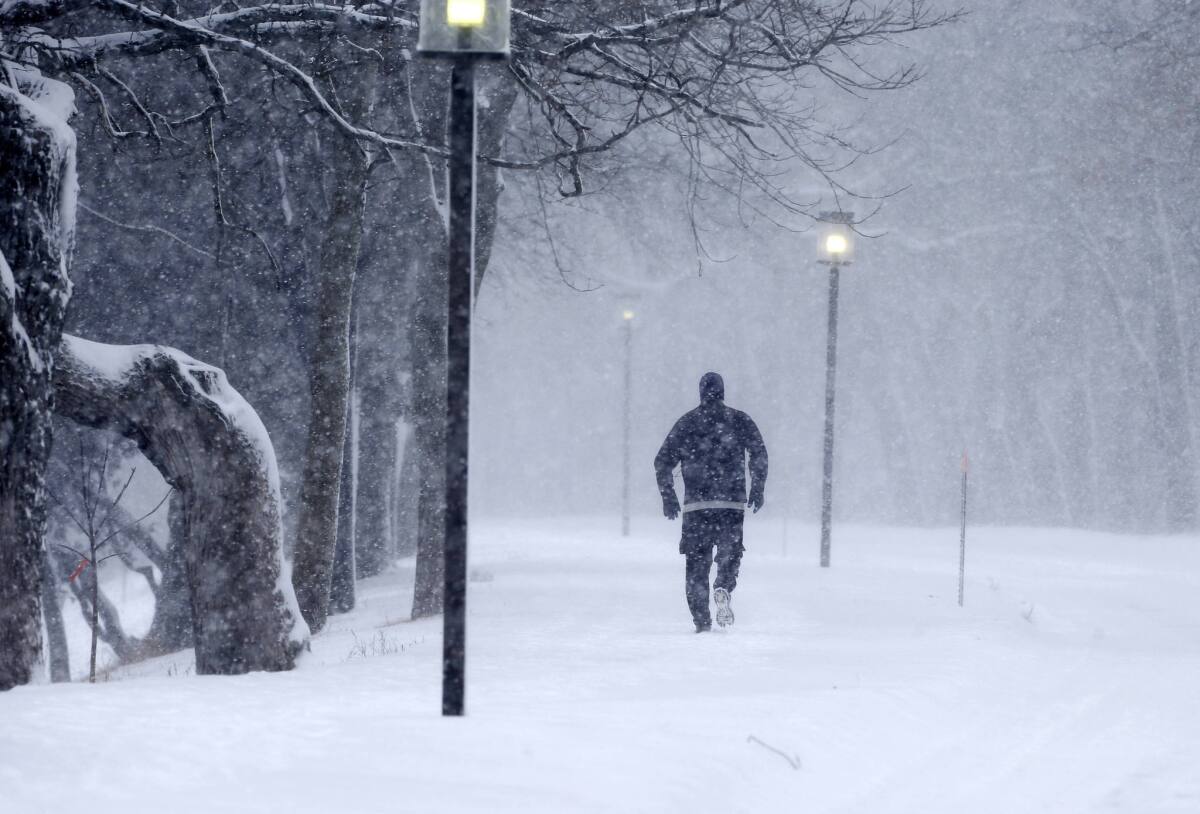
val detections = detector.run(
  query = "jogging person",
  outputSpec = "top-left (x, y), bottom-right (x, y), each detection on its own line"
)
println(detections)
top-left (654, 372), bottom-right (768, 632)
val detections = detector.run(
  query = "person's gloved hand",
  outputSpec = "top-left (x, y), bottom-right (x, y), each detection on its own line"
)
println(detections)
top-left (662, 494), bottom-right (680, 519)
top-left (748, 489), bottom-right (764, 513)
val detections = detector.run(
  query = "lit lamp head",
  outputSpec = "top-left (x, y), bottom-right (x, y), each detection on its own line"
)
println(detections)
top-left (418, 0), bottom-right (511, 58)
top-left (622, 309), bottom-right (635, 321)
top-left (817, 211), bottom-right (855, 265)
top-left (447, 0), bottom-right (486, 26)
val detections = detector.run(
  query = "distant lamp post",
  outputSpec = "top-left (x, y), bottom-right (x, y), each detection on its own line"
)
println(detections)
top-left (621, 309), bottom-right (635, 537)
top-left (816, 211), bottom-right (854, 568)
top-left (418, 0), bottom-right (510, 718)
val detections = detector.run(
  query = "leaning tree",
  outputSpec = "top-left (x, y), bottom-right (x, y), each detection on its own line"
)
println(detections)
top-left (0, 62), bottom-right (309, 685)
top-left (0, 61), bottom-right (308, 688)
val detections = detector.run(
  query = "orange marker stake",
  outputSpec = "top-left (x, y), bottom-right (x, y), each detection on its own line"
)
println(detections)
top-left (68, 558), bottom-right (90, 583)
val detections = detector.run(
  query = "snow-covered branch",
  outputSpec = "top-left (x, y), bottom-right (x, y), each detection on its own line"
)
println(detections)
top-left (502, 0), bottom-right (958, 197)
top-left (19, 3), bottom-right (416, 64)
top-left (5, 0), bottom-right (957, 185)
top-left (53, 334), bottom-right (310, 674)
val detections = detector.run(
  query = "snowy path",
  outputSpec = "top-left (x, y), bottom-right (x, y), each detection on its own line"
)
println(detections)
top-left (2, 521), bottom-right (1199, 813)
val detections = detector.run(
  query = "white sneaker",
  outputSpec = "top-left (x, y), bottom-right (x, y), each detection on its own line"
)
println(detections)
top-left (713, 587), bottom-right (734, 627)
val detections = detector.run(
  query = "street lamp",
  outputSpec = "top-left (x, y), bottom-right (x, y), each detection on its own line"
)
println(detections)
top-left (418, 0), bottom-right (510, 718)
top-left (816, 211), bottom-right (854, 568)
top-left (621, 309), bottom-right (635, 537)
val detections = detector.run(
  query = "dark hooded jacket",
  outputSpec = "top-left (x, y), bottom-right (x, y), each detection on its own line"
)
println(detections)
top-left (654, 373), bottom-right (768, 507)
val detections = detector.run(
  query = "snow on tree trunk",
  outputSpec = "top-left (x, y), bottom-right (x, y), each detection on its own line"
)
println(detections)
top-left (52, 335), bottom-right (309, 674)
top-left (0, 72), bottom-right (76, 692)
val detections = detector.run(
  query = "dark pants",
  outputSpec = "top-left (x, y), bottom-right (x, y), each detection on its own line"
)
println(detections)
top-left (680, 509), bottom-right (745, 628)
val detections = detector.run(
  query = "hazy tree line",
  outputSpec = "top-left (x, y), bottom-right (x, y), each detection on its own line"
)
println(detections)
top-left (1, 0), bottom-right (950, 689)
top-left (836, 0), bottom-right (1200, 532)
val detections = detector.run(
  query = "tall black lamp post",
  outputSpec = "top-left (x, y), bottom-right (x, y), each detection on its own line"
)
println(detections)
top-left (816, 211), bottom-right (854, 569)
top-left (418, 0), bottom-right (510, 717)
top-left (621, 309), bottom-right (634, 537)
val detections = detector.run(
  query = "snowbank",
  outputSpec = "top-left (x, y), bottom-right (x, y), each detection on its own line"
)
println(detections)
top-left (2, 520), bottom-right (1197, 812)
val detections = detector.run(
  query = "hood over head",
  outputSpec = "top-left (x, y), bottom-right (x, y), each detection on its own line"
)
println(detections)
top-left (699, 372), bottom-right (724, 404)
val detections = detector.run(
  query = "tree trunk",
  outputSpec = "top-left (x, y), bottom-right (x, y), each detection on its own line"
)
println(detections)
top-left (350, 178), bottom-right (408, 580)
top-left (346, 54), bottom-right (435, 581)
top-left (394, 422), bottom-right (419, 558)
top-left (290, 145), bottom-right (368, 629)
top-left (409, 295), bottom-right (448, 618)
top-left (330, 383), bottom-right (358, 614)
top-left (53, 335), bottom-right (308, 675)
top-left (472, 69), bottom-right (519, 298)
top-left (0, 78), bottom-right (75, 691)
top-left (406, 70), bottom-right (521, 619)
top-left (88, 558), bottom-right (99, 682)
top-left (1150, 187), bottom-right (1198, 530)
top-left (39, 550), bottom-right (70, 682)
top-left (140, 493), bottom-right (194, 656)
top-left (290, 127), bottom-right (371, 632)
top-left (354, 380), bottom-right (398, 577)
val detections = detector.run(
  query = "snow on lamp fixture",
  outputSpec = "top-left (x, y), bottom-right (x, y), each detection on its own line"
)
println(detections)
top-left (447, 0), bottom-right (486, 26)
top-left (817, 212), bottom-right (854, 265)
top-left (418, 0), bottom-right (510, 56)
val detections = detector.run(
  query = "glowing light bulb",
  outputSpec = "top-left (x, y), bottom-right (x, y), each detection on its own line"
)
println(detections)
top-left (447, 0), bottom-right (486, 26)
top-left (825, 233), bottom-right (848, 255)
top-left (623, 310), bottom-right (635, 321)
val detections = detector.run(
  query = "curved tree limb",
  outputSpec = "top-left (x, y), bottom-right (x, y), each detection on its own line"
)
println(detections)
top-left (52, 334), bottom-right (309, 675)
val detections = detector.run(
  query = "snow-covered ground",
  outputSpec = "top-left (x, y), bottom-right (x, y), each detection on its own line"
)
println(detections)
top-left (3, 519), bottom-right (1199, 813)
